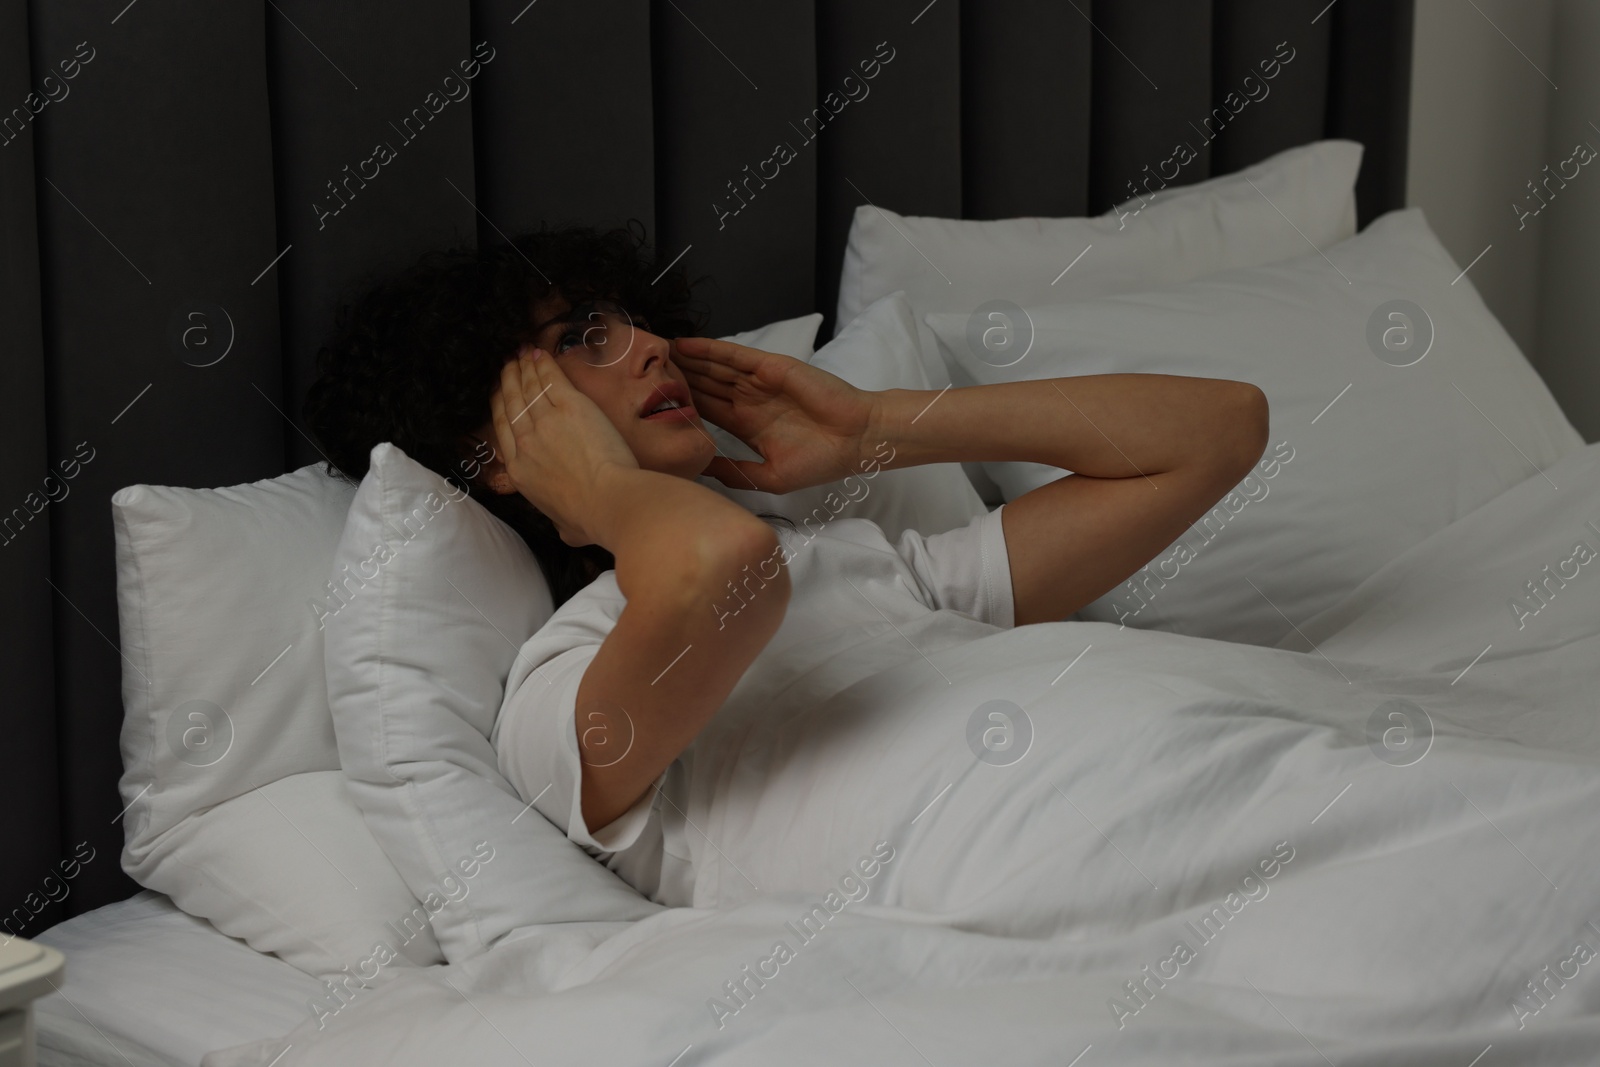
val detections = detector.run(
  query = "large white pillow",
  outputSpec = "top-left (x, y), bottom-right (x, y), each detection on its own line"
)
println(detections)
top-left (323, 443), bottom-right (662, 965)
top-left (925, 208), bottom-right (1584, 646)
top-left (697, 292), bottom-right (989, 540)
top-left (112, 464), bottom-right (444, 980)
top-left (836, 139), bottom-right (1364, 394)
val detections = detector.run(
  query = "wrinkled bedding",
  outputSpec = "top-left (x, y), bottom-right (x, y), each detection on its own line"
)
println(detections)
top-left (207, 444), bottom-right (1600, 1066)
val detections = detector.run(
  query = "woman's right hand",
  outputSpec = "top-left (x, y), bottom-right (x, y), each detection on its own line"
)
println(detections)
top-left (489, 344), bottom-right (639, 547)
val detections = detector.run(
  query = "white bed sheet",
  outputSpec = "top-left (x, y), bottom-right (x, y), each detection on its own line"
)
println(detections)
top-left (31, 891), bottom-right (327, 1067)
top-left (199, 444), bottom-right (1600, 1065)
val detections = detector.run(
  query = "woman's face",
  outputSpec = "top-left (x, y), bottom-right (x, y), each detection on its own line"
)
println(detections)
top-left (468, 292), bottom-right (717, 492)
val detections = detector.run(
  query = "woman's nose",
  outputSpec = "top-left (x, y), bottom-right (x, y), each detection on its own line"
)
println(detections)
top-left (631, 328), bottom-right (671, 374)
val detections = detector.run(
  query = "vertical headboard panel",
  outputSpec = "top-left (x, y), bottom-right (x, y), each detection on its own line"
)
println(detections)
top-left (1, 0), bottom-right (1414, 928)
top-left (26, 0), bottom-right (286, 919)
top-left (472, 0), bottom-right (657, 238)
top-left (267, 1), bottom-right (480, 470)
top-left (813, 0), bottom-right (963, 340)
top-left (1, 0), bottom-right (62, 937)
top-left (961, 1), bottom-right (1093, 221)
top-left (1088, 0), bottom-right (1217, 213)
top-left (1327, 0), bottom-right (1414, 229)
top-left (653, 0), bottom-right (819, 336)
top-left (1210, 0), bottom-right (1333, 176)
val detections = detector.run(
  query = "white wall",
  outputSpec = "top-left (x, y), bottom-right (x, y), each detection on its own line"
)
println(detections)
top-left (1406, 0), bottom-right (1599, 441)
top-left (1533, 0), bottom-right (1600, 442)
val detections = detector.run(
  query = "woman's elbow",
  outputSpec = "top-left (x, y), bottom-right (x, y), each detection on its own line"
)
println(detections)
top-left (684, 518), bottom-right (792, 613)
top-left (1220, 382), bottom-right (1270, 474)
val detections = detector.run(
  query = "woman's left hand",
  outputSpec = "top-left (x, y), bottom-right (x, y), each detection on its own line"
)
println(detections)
top-left (670, 336), bottom-right (883, 494)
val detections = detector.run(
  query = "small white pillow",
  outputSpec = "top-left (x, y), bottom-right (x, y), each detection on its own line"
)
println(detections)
top-left (698, 293), bottom-right (989, 540)
top-left (925, 208), bottom-right (1583, 646)
top-left (323, 443), bottom-right (661, 964)
top-left (837, 139), bottom-right (1364, 393)
top-left (112, 463), bottom-right (443, 979)
top-left (719, 311), bottom-right (824, 363)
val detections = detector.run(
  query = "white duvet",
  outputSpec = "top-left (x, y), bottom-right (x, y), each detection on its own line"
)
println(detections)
top-left (207, 445), bottom-right (1600, 1067)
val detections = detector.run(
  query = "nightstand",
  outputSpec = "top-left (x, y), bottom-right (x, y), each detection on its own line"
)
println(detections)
top-left (0, 937), bottom-right (65, 1067)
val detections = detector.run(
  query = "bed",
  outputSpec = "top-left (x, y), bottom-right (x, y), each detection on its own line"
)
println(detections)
top-left (24, 2), bottom-right (1600, 1066)
top-left (31, 435), bottom-right (1600, 1064)
top-left (31, 892), bottom-right (326, 1067)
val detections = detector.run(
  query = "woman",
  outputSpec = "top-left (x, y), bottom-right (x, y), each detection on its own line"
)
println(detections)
top-left (305, 221), bottom-right (1268, 907)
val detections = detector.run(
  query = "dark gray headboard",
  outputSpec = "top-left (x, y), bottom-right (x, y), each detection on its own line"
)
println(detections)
top-left (2, 0), bottom-right (1412, 929)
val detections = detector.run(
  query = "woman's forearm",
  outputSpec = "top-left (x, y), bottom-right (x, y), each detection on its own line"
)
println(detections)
top-left (588, 465), bottom-right (777, 602)
top-left (573, 465), bottom-right (791, 832)
top-left (873, 375), bottom-right (1267, 477)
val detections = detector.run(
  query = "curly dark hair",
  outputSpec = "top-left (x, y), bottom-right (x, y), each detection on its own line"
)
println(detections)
top-left (302, 219), bottom-right (718, 607)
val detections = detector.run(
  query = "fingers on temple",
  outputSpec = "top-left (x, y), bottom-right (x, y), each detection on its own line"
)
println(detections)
top-left (520, 344), bottom-right (545, 397)
top-left (497, 352), bottom-right (524, 413)
top-left (489, 379), bottom-right (515, 461)
top-left (675, 356), bottom-right (743, 390)
top-left (674, 336), bottom-right (762, 370)
top-left (520, 345), bottom-right (564, 413)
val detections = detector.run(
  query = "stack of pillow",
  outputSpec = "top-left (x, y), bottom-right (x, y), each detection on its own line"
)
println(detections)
top-left (109, 138), bottom-right (1582, 979)
top-left (837, 138), bottom-right (1580, 643)
top-left (112, 465), bottom-right (449, 982)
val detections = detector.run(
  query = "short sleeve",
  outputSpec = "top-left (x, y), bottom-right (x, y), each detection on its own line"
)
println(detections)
top-left (892, 504), bottom-right (1015, 628)
top-left (492, 577), bottom-right (666, 860)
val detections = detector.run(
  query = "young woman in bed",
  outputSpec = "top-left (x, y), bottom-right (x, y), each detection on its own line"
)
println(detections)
top-left (304, 223), bottom-right (1267, 905)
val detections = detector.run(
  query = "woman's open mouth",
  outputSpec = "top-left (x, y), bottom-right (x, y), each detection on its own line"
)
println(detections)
top-left (638, 382), bottom-right (697, 422)
top-left (642, 402), bottom-right (697, 422)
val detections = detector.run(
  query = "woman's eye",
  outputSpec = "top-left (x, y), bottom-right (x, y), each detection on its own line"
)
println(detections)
top-left (547, 312), bottom-right (647, 359)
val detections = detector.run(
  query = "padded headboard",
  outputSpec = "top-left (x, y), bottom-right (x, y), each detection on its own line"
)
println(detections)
top-left (1, 0), bottom-right (1412, 928)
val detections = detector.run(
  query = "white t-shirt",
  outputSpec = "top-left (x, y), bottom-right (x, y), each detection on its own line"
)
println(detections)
top-left (491, 505), bottom-right (1015, 907)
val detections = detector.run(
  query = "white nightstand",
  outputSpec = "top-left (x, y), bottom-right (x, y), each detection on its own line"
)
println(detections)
top-left (0, 937), bottom-right (65, 1067)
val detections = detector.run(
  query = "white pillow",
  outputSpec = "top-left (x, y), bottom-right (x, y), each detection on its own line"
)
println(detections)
top-left (323, 443), bottom-right (661, 965)
top-left (719, 311), bottom-right (823, 363)
top-left (698, 292), bottom-right (989, 540)
top-left (836, 139), bottom-right (1364, 394)
top-left (112, 463), bottom-right (444, 980)
top-left (925, 208), bottom-right (1584, 646)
